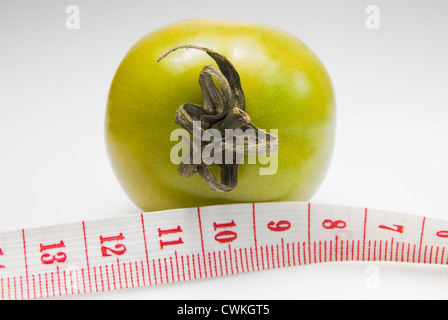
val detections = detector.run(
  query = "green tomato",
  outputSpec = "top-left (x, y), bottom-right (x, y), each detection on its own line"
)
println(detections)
top-left (105, 19), bottom-right (335, 212)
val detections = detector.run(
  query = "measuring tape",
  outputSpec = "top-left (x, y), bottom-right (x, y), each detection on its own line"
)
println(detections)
top-left (1, 201), bottom-right (448, 300)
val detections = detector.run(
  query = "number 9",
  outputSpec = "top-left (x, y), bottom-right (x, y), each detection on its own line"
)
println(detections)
top-left (267, 220), bottom-right (291, 232)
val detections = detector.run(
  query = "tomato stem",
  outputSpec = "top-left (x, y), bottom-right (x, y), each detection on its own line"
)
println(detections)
top-left (158, 45), bottom-right (279, 192)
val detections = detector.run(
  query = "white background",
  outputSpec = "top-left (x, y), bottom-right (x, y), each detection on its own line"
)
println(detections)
top-left (0, 0), bottom-right (447, 299)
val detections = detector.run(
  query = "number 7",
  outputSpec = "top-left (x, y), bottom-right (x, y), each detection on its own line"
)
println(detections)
top-left (378, 224), bottom-right (403, 233)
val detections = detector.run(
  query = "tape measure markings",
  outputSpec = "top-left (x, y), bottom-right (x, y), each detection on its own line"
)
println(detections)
top-left (1, 202), bottom-right (448, 299)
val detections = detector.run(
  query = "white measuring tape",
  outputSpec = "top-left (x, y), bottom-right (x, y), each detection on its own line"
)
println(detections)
top-left (1, 201), bottom-right (447, 300)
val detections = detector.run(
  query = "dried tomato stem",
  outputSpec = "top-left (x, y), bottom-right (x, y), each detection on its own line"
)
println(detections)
top-left (158, 45), bottom-right (279, 192)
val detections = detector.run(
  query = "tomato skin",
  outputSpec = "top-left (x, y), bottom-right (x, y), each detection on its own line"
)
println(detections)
top-left (105, 19), bottom-right (335, 212)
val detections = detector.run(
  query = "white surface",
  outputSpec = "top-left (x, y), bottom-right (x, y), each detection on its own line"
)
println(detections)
top-left (0, 0), bottom-right (447, 299)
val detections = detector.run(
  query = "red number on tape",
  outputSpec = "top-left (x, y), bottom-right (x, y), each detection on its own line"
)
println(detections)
top-left (214, 220), bottom-right (237, 244)
top-left (379, 224), bottom-right (403, 233)
top-left (40, 240), bottom-right (67, 265)
top-left (267, 220), bottom-right (291, 232)
top-left (0, 248), bottom-right (4, 269)
top-left (436, 230), bottom-right (448, 238)
top-left (322, 219), bottom-right (346, 229)
top-left (158, 225), bottom-right (184, 249)
top-left (100, 233), bottom-right (126, 257)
